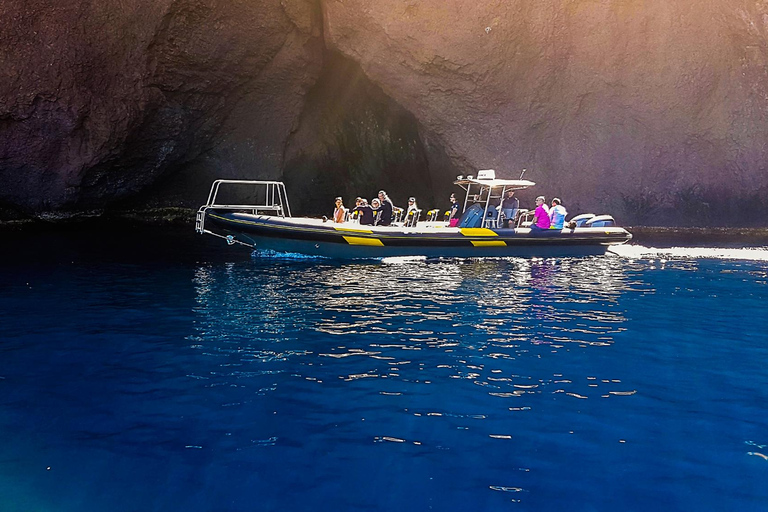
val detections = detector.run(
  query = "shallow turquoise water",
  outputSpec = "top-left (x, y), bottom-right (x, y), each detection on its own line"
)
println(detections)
top-left (1, 230), bottom-right (767, 511)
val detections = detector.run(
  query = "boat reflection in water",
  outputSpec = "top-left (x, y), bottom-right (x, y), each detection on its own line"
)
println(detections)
top-left (182, 250), bottom-right (768, 509)
top-left (189, 255), bottom-right (636, 371)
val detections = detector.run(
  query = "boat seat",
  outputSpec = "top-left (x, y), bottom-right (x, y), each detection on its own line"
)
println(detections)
top-left (481, 206), bottom-right (500, 228)
top-left (405, 208), bottom-right (422, 227)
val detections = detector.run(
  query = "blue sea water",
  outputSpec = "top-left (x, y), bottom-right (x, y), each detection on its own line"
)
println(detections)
top-left (1, 228), bottom-right (767, 511)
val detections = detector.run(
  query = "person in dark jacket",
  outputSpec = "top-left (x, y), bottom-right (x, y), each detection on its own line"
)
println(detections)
top-left (352, 198), bottom-right (375, 225)
top-left (448, 193), bottom-right (462, 226)
top-left (501, 189), bottom-right (519, 228)
top-left (376, 190), bottom-right (394, 226)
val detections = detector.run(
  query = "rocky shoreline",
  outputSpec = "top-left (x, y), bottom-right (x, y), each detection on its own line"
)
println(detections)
top-left (2, 208), bottom-right (767, 247)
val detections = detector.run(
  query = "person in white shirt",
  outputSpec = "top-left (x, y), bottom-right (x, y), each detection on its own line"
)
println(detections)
top-left (333, 197), bottom-right (347, 223)
top-left (405, 197), bottom-right (419, 227)
top-left (549, 197), bottom-right (567, 229)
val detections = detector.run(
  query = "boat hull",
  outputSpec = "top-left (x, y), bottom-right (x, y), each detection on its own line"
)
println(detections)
top-left (202, 211), bottom-right (632, 259)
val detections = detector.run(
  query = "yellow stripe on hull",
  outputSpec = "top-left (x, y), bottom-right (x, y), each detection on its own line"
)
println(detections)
top-left (343, 236), bottom-right (384, 246)
top-left (334, 227), bottom-right (374, 234)
top-left (471, 240), bottom-right (507, 247)
top-left (460, 228), bottom-right (499, 237)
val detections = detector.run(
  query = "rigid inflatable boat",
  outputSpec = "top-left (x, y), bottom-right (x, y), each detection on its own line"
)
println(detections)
top-left (195, 170), bottom-right (632, 259)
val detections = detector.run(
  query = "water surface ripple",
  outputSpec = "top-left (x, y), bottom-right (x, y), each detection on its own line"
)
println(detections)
top-left (1, 238), bottom-right (767, 511)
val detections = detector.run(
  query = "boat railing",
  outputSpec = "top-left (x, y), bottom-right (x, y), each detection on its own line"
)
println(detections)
top-left (517, 210), bottom-right (534, 228)
top-left (196, 180), bottom-right (291, 235)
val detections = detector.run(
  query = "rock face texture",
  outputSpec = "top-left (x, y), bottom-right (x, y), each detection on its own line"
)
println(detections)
top-left (322, 0), bottom-right (768, 225)
top-left (282, 50), bottom-right (437, 214)
top-left (2, 0), bottom-right (768, 225)
top-left (0, 0), bottom-right (323, 213)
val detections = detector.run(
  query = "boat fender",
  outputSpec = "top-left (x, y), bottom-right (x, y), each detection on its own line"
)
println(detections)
top-left (570, 213), bottom-right (595, 227)
top-left (586, 215), bottom-right (615, 228)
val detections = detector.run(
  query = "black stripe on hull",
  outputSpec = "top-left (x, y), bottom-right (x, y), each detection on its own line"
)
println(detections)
top-left (204, 212), bottom-right (631, 257)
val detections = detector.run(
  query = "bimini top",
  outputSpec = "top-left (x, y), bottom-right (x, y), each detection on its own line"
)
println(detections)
top-left (453, 169), bottom-right (535, 190)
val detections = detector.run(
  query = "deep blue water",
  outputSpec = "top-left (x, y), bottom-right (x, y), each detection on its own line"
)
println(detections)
top-left (1, 228), bottom-right (768, 511)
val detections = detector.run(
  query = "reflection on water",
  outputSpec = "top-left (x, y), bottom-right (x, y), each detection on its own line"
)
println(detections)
top-left (191, 257), bottom-right (634, 348)
top-left (185, 256), bottom-right (666, 506)
top-left (3, 237), bottom-right (768, 512)
top-left (190, 257), bottom-right (642, 417)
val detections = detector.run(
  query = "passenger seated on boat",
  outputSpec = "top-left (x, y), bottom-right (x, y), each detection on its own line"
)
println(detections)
top-left (549, 198), bottom-right (567, 229)
top-left (352, 198), bottom-right (375, 226)
top-left (376, 190), bottom-right (393, 226)
top-left (333, 197), bottom-right (347, 224)
top-left (371, 198), bottom-right (381, 224)
top-left (529, 196), bottom-right (551, 232)
top-left (405, 197), bottom-right (420, 227)
top-left (349, 197), bottom-right (362, 222)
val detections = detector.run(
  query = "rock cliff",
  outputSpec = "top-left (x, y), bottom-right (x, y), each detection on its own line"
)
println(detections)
top-left (2, 0), bottom-right (768, 225)
top-left (322, 0), bottom-right (768, 225)
top-left (0, 0), bottom-right (323, 213)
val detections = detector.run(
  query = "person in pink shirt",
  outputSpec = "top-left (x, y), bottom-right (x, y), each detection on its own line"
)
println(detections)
top-left (530, 196), bottom-right (550, 232)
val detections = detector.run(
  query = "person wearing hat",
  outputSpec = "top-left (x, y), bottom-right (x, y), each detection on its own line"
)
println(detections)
top-left (352, 197), bottom-right (375, 225)
top-left (549, 197), bottom-right (567, 229)
top-left (370, 198), bottom-right (382, 225)
top-left (333, 197), bottom-right (347, 223)
top-left (405, 196), bottom-right (419, 227)
top-left (376, 190), bottom-right (393, 226)
top-left (530, 195), bottom-right (550, 232)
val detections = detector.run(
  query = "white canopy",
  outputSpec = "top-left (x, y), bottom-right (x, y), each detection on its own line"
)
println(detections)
top-left (453, 177), bottom-right (536, 190)
top-left (453, 169), bottom-right (535, 189)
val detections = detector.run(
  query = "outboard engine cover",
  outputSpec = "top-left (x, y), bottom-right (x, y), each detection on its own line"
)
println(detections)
top-left (570, 214), bottom-right (596, 227)
top-left (585, 215), bottom-right (616, 228)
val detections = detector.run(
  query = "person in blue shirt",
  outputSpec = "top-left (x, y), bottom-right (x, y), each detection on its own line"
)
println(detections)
top-left (549, 197), bottom-right (567, 229)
